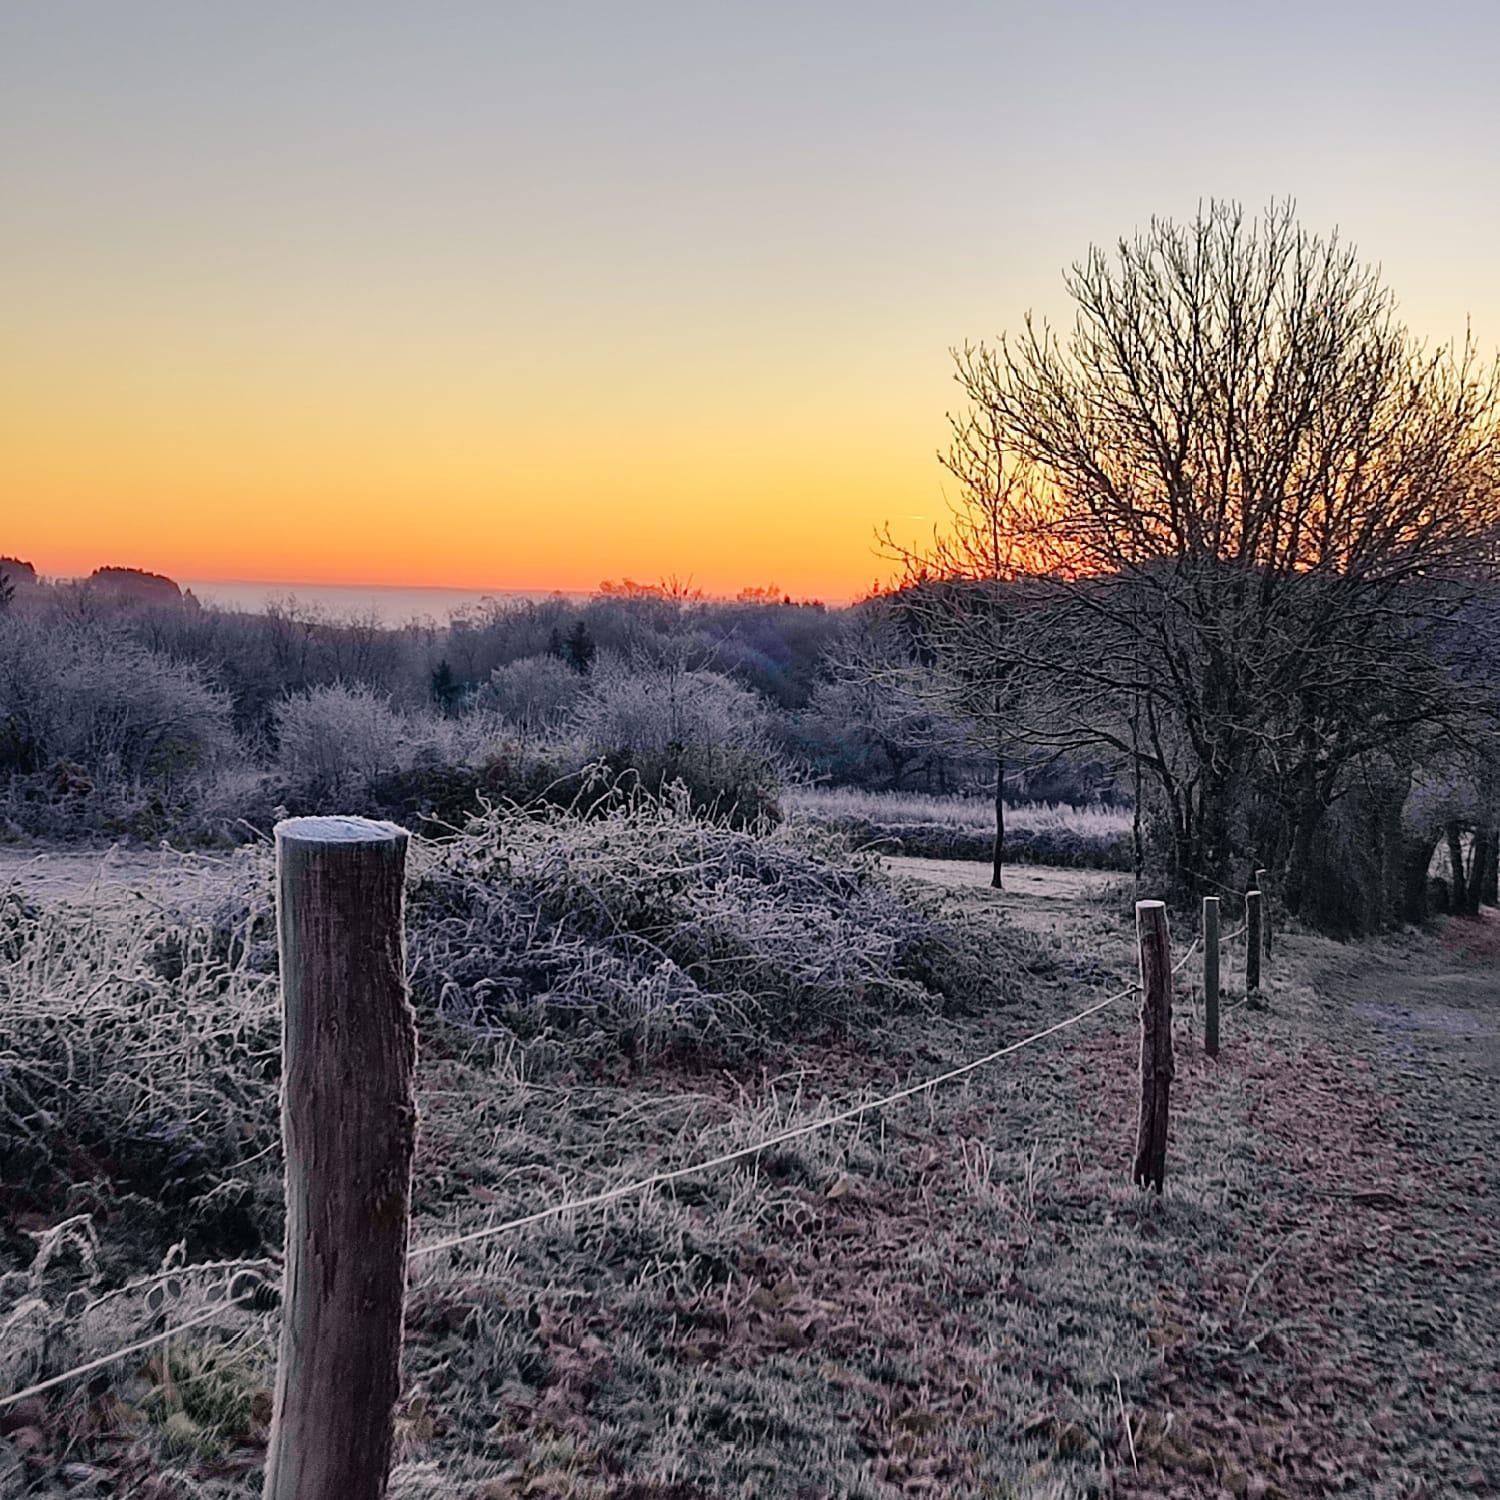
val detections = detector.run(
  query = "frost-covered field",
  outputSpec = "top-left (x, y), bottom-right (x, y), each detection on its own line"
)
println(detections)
top-left (5, 821), bottom-right (1493, 1496)
top-left (785, 786), bottom-right (1133, 868)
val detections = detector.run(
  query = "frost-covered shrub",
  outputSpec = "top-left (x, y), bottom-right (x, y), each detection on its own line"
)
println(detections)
top-left (0, 614), bottom-right (235, 835)
top-left (0, 614), bottom-right (233, 785)
top-left (271, 684), bottom-right (585, 827)
top-left (0, 870), bottom-right (281, 1254)
top-left (474, 654), bottom-right (584, 732)
top-left (573, 663), bottom-right (781, 823)
top-left (409, 777), bottom-right (987, 1051)
top-left (272, 682), bottom-right (417, 798)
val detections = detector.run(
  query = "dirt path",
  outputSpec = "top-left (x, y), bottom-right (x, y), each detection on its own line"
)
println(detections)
top-left (1327, 916), bottom-right (1500, 1078)
top-left (1109, 923), bottom-right (1500, 1498)
top-left (0, 843), bottom-right (241, 907)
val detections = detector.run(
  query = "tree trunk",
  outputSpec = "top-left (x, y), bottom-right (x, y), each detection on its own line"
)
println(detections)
top-left (1132, 759), bottom-right (1144, 892)
top-left (1466, 824), bottom-right (1495, 913)
top-left (1447, 823), bottom-right (1471, 915)
top-left (1399, 834), bottom-right (1438, 924)
top-left (1167, 790), bottom-right (1202, 902)
top-left (1283, 786), bottom-right (1326, 920)
top-left (991, 750), bottom-right (1005, 889)
top-left (1199, 762), bottom-right (1235, 896)
top-left (1129, 689), bottom-right (1144, 894)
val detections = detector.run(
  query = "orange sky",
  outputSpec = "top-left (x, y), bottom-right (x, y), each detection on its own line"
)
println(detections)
top-left (5, 4), bottom-right (1498, 600)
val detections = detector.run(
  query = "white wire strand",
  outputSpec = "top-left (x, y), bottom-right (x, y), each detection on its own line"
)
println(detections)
top-left (407, 981), bottom-right (1138, 1262)
top-left (0, 1304), bottom-right (227, 1413)
top-left (1171, 935), bottom-right (1202, 975)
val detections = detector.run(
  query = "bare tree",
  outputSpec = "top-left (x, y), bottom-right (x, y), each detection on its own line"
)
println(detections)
top-left (902, 201), bottom-right (1500, 912)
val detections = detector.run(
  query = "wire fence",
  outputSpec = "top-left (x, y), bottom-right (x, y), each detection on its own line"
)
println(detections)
top-left (1, 978), bottom-right (1139, 1414)
top-left (2, 870), bottom-right (1274, 1432)
top-left (0, 1305), bottom-right (230, 1412)
top-left (1171, 934), bottom-right (1202, 974)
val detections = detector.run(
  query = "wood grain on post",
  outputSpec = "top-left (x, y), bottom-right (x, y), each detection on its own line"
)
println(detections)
top-left (1202, 895), bottom-right (1220, 1058)
top-left (1254, 866), bottom-right (1272, 957)
top-left (1246, 888), bottom-right (1263, 997)
top-left (264, 817), bottom-right (417, 1500)
top-left (1132, 900), bottom-right (1174, 1193)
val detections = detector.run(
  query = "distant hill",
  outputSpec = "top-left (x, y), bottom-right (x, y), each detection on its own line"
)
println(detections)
top-left (86, 566), bottom-right (184, 605)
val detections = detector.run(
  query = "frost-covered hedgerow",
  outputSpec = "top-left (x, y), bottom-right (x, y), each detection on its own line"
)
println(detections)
top-left (0, 781), bottom-right (991, 1249)
top-left (0, 613), bottom-right (236, 836)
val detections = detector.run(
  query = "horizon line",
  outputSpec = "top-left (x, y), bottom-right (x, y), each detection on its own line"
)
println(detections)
top-left (17, 566), bottom-right (858, 606)
top-left (185, 573), bottom-right (851, 603)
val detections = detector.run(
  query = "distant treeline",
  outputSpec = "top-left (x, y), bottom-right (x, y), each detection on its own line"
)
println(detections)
top-left (0, 567), bottom-right (1117, 846)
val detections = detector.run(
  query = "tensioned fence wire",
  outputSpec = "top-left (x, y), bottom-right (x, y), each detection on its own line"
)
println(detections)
top-left (1172, 935), bottom-right (1202, 974)
top-left (0, 1304), bottom-right (229, 1411)
top-left (3, 968), bottom-right (1159, 1412)
top-left (407, 977), bottom-right (1140, 1262)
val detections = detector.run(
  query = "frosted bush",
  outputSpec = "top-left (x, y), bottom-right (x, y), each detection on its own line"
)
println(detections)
top-left (573, 662), bottom-right (781, 821)
top-left (0, 613), bottom-right (234, 791)
top-left (474, 653), bottom-right (584, 732)
top-left (273, 682), bottom-right (420, 797)
top-left (410, 775), bottom-right (986, 1048)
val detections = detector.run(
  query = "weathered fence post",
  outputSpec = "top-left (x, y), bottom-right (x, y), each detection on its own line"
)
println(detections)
top-left (1254, 865), bottom-right (1272, 957)
top-left (1202, 895), bottom-right (1220, 1058)
top-left (264, 817), bottom-right (417, 1500)
top-left (1132, 900), bottom-right (1174, 1192)
top-left (1245, 887), bottom-right (1263, 998)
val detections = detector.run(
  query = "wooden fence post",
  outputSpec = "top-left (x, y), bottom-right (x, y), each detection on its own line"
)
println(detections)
top-left (1132, 900), bottom-right (1174, 1192)
top-left (1202, 895), bottom-right (1220, 1058)
top-left (1246, 888), bottom-right (1263, 998)
top-left (1254, 866), bottom-right (1272, 957)
top-left (264, 817), bottom-right (417, 1500)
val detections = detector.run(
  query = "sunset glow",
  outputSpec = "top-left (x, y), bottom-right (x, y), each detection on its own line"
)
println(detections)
top-left (5, 2), bottom-right (1498, 599)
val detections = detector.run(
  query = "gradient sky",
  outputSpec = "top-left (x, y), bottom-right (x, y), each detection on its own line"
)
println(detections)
top-left (4, 2), bottom-right (1498, 599)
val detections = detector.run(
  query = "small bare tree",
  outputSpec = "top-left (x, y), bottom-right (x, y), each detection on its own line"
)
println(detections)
top-left (881, 448), bottom-right (1059, 886)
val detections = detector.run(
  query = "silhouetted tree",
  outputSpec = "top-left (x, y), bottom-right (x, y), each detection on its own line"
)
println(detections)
top-left (563, 620), bottom-right (597, 674)
top-left (882, 453), bottom-right (1056, 887)
top-left (801, 605), bottom-right (971, 793)
top-left (430, 658), bottom-right (460, 714)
